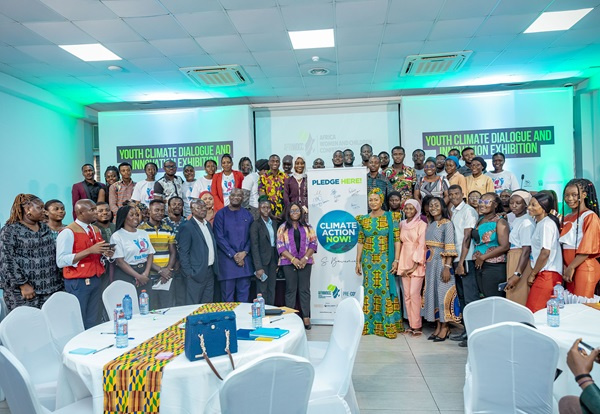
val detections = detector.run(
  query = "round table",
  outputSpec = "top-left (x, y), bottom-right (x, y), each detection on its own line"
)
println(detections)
top-left (534, 303), bottom-right (600, 401)
top-left (58, 303), bottom-right (308, 414)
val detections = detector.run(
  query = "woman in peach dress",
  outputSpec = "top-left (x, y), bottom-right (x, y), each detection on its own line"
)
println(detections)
top-left (397, 199), bottom-right (427, 336)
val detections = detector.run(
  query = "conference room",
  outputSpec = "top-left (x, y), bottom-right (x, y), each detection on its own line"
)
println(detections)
top-left (1, 0), bottom-right (600, 413)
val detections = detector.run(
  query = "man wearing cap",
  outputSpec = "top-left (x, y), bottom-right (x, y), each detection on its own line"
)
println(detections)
top-left (466, 156), bottom-right (494, 196)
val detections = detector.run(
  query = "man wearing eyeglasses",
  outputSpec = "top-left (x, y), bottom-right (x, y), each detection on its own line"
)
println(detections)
top-left (154, 160), bottom-right (185, 204)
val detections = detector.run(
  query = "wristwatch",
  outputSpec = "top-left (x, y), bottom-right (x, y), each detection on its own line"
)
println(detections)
top-left (513, 272), bottom-right (522, 278)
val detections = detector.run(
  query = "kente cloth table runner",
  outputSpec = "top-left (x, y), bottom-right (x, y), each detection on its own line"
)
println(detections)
top-left (102, 302), bottom-right (239, 414)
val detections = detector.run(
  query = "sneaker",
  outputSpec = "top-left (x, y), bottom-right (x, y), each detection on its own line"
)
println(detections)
top-left (458, 339), bottom-right (468, 347)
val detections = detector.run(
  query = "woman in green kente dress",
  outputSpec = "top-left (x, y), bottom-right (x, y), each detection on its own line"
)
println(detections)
top-left (355, 188), bottom-right (402, 339)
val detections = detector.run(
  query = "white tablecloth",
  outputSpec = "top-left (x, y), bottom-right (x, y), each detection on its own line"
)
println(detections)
top-left (534, 304), bottom-right (600, 401)
top-left (59, 304), bottom-right (308, 414)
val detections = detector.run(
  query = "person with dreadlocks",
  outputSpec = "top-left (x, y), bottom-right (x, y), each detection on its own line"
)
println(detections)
top-left (0, 194), bottom-right (63, 311)
top-left (559, 179), bottom-right (600, 298)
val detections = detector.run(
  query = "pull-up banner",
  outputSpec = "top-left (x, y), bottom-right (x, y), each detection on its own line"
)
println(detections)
top-left (308, 167), bottom-right (367, 324)
top-left (116, 141), bottom-right (233, 173)
top-left (422, 126), bottom-right (554, 158)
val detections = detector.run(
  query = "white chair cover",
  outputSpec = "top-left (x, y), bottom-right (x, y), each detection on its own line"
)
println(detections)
top-left (463, 296), bottom-right (534, 337)
top-left (0, 346), bottom-right (92, 414)
top-left (309, 297), bottom-right (363, 414)
top-left (307, 395), bottom-right (351, 414)
top-left (464, 322), bottom-right (558, 414)
top-left (102, 280), bottom-right (139, 318)
top-left (0, 306), bottom-right (61, 411)
top-left (219, 353), bottom-right (314, 414)
top-left (42, 292), bottom-right (85, 352)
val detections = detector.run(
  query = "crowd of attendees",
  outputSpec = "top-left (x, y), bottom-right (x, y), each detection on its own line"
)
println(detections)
top-left (1, 144), bottom-right (599, 345)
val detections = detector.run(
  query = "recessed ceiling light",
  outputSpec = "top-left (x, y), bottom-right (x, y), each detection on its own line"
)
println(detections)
top-left (524, 8), bottom-right (593, 33)
top-left (289, 29), bottom-right (334, 50)
top-left (59, 44), bottom-right (121, 62)
top-left (308, 67), bottom-right (330, 76)
top-left (107, 65), bottom-right (123, 71)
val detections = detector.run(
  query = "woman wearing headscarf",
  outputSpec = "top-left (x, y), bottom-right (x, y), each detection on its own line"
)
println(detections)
top-left (504, 190), bottom-right (535, 305)
top-left (283, 155), bottom-right (308, 211)
top-left (397, 199), bottom-right (427, 336)
top-left (465, 157), bottom-right (494, 196)
top-left (560, 178), bottom-right (600, 298)
top-left (355, 188), bottom-right (402, 338)
top-left (525, 192), bottom-right (563, 312)
top-left (445, 156), bottom-right (468, 197)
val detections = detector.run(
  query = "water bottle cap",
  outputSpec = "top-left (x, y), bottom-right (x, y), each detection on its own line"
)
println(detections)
top-left (116, 303), bottom-right (121, 306)
top-left (124, 294), bottom-right (130, 298)
top-left (253, 298), bottom-right (258, 302)
top-left (257, 294), bottom-right (262, 297)
top-left (550, 295), bottom-right (557, 298)
top-left (142, 290), bottom-right (146, 293)
top-left (555, 282), bottom-right (562, 285)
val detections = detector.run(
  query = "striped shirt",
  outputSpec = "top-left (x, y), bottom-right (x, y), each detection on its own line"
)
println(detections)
top-left (138, 220), bottom-right (175, 272)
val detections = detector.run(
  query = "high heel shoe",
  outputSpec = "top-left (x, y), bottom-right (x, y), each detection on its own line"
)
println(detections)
top-left (433, 330), bottom-right (451, 342)
top-left (428, 333), bottom-right (438, 340)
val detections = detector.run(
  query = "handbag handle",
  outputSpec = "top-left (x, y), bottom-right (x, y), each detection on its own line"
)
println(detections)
top-left (198, 330), bottom-right (236, 380)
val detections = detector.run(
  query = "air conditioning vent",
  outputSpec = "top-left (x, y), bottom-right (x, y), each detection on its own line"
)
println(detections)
top-left (179, 65), bottom-right (253, 87)
top-left (400, 51), bottom-right (472, 76)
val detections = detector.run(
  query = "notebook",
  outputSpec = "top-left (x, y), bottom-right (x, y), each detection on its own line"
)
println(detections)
top-left (249, 327), bottom-right (290, 339)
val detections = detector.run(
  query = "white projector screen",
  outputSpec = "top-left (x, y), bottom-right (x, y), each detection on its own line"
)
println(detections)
top-left (255, 103), bottom-right (400, 166)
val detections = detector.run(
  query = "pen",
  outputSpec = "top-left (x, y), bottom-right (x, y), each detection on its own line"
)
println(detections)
top-left (92, 344), bottom-right (114, 354)
top-left (101, 332), bottom-right (115, 335)
top-left (270, 317), bottom-right (284, 323)
top-left (162, 308), bottom-right (170, 314)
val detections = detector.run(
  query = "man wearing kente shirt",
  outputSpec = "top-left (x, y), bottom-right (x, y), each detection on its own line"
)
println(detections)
top-left (384, 146), bottom-right (416, 204)
top-left (259, 154), bottom-right (286, 219)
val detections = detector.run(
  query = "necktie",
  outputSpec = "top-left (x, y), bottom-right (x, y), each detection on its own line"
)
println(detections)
top-left (87, 225), bottom-right (95, 242)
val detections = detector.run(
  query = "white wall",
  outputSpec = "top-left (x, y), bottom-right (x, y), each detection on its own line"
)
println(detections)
top-left (0, 89), bottom-right (87, 223)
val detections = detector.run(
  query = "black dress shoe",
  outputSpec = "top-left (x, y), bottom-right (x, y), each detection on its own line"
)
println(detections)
top-left (427, 333), bottom-right (437, 340)
top-left (450, 331), bottom-right (467, 341)
top-left (433, 330), bottom-right (451, 342)
top-left (458, 339), bottom-right (468, 347)
top-left (304, 323), bottom-right (311, 330)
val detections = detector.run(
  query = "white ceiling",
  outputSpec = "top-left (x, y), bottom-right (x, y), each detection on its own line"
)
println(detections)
top-left (0, 0), bottom-right (598, 111)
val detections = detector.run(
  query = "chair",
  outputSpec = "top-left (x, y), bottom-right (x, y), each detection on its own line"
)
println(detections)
top-left (0, 346), bottom-right (92, 414)
top-left (102, 280), bottom-right (139, 318)
top-left (309, 297), bottom-right (364, 414)
top-left (463, 296), bottom-right (534, 337)
top-left (218, 353), bottom-right (314, 414)
top-left (0, 306), bottom-right (62, 411)
top-left (42, 292), bottom-right (85, 352)
top-left (464, 322), bottom-right (558, 414)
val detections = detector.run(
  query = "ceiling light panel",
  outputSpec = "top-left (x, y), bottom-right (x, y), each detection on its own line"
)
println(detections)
top-left (288, 29), bottom-right (334, 50)
top-left (524, 8), bottom-right (593, 33)
top-left (59, 44), bottom-right (121, 61)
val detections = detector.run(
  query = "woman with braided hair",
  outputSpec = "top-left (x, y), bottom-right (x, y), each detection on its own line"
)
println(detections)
top-left (0, 194), bottom-right (63, 311)
top-left (560, 179), bottom-right (600, 298)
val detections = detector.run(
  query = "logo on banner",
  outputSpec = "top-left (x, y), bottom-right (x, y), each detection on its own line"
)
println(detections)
top-left (316, 210), bottom-right (359, 253)
top-left (327, 284), bottom-right (341, 298)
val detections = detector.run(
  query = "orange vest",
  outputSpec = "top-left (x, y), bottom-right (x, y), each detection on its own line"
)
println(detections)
top-left (62, 222), bottom-right (105, 279)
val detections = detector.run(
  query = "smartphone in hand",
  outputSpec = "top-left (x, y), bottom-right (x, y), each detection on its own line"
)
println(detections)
top-left (498, 282), bottom-right (508, 291)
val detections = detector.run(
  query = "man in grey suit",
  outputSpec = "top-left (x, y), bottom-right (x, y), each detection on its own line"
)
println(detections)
top-left (176, 199), bottom-right (219, 304)
top-left (250, 199), bottom-right (279, 305)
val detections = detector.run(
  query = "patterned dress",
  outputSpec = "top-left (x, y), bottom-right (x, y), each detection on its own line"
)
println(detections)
top-left (356, 212), bottom-right (402, 338)
top-left (423, 219), bottom-right (459, 323)
top-left (0, 222), bottom-right (63, 311)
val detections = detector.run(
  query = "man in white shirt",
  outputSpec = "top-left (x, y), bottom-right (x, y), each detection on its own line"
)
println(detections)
top-left (176, 199), bottom-right (219, 304)
top-left (131, 162), bottom-right (157, 208)
top-left (56, 200), bottom-right (114, 329)
top-left (242, 158), bottom-right (269, 210)
top-left (448, 184), bottom-right (480, 346)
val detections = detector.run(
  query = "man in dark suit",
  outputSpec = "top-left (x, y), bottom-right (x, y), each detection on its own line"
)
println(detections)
top-left (176, 199), bottom-right (219, 305)
top-left (250, 199), bottom-right (279, 305)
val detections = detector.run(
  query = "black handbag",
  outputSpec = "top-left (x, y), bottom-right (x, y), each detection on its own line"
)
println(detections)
top-left (184, 311), bottom-right (238, 380)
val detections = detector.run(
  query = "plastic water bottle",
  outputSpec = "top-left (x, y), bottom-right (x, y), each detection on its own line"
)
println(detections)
top-left (547, 295), bottom-right (560, 327)
top-left (553, 282), bottom-right (565, 309)
top-left (252, 299), bottom-right (262, 329)
top-left (113, 303), bottom-right (124, 333)
top-left (116, 317), bottom-right (129, 348)
top-left (123, 294), bottom-right (133, 320)
top-left (257, 293), bottom-right (266, 318)
top-left (139, 290), bottom-right (149, 315)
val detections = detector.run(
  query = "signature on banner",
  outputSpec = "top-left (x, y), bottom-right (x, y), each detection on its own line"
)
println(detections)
top-left (320, 256), bottom-right (357, 267)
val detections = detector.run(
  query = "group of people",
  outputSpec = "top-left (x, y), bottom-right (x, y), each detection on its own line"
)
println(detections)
top-left (1, 144), bottom-right (599, 346)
